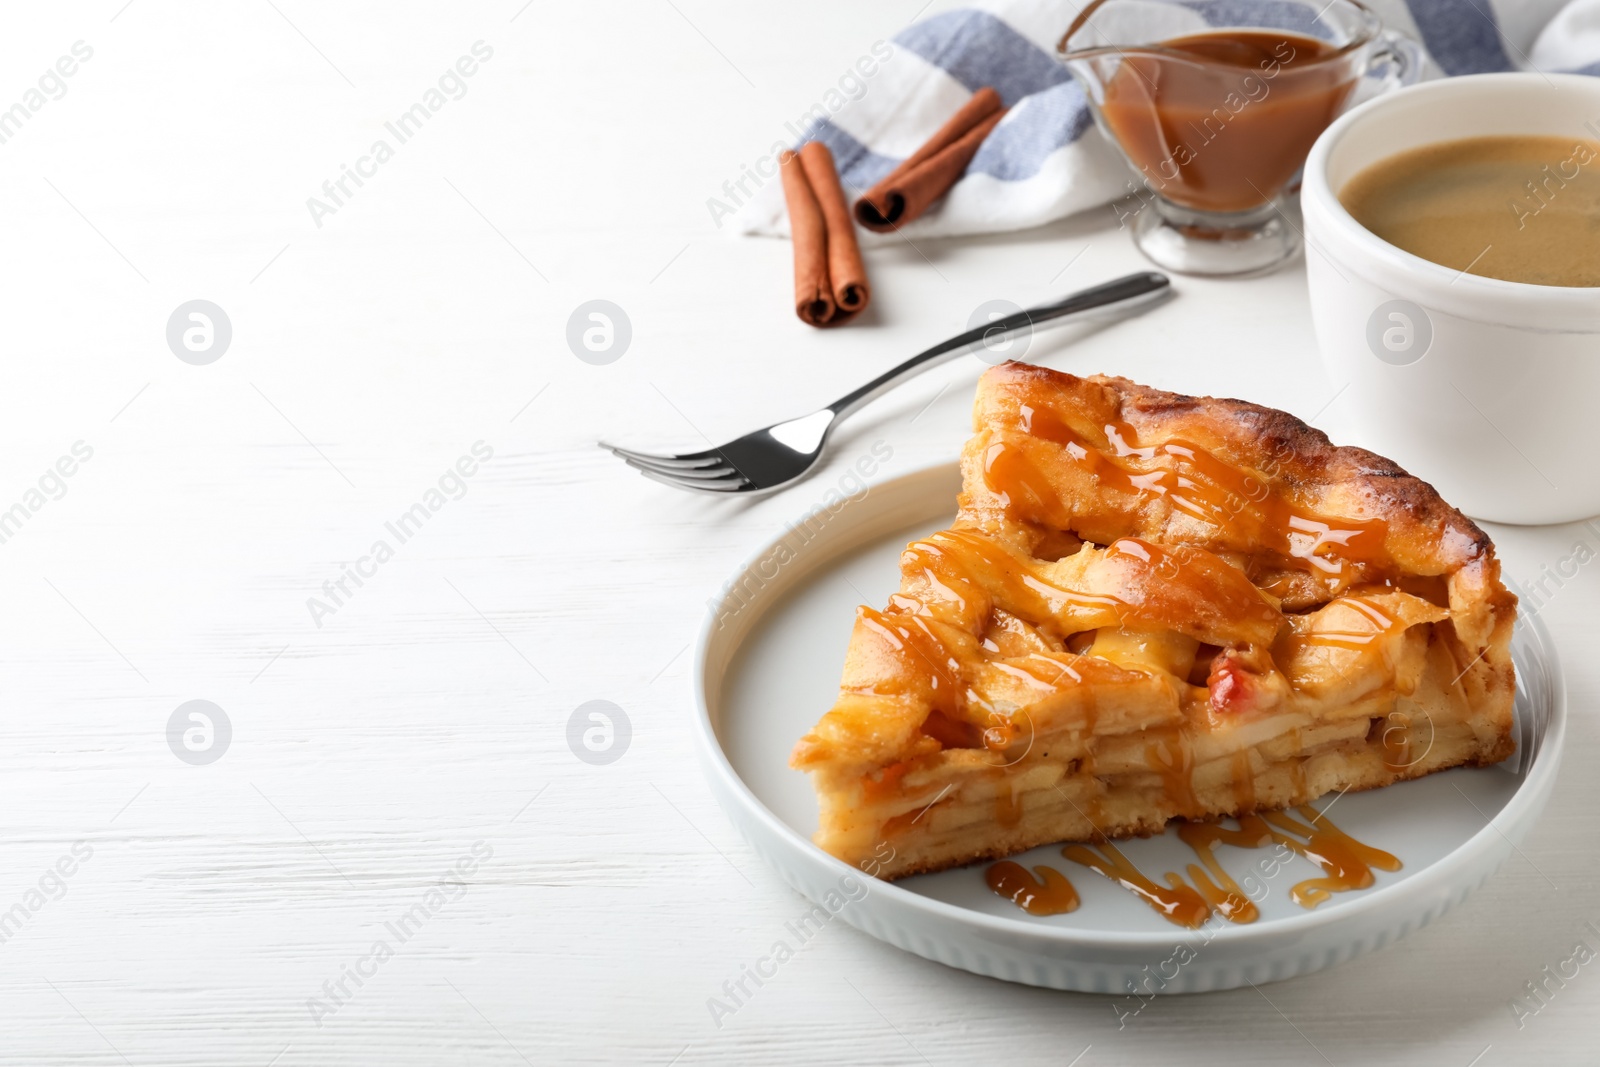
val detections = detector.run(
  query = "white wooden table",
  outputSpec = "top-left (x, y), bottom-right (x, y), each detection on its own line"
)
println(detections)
top-left (1, 2), bottom-right (1594, 1063)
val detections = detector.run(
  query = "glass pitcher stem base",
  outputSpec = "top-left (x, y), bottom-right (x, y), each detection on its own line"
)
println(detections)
top-left (1129, 196), bottom-right (1303, 278)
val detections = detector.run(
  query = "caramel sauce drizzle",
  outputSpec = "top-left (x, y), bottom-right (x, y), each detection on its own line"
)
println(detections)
top-left (1182, 851), bottom-right (1261, 924)
top-left (862, 530), bottom-right (1133, 743)
top-left (982, 440), bottom-right (1076, 530)
top-left (995, 781), bottom-right (1024, 827)
top-left (1380, 722), bottom-right (1409, 771)
top-left (857, 606), bottom-right (999, 722)
top-left (1147, 734), bottom-right (1198, 817)
top-left (903, 526), bottom-right (1276, 655)
top-left (985, 861), bottom-right (1081, 915)
top-left (909, 528), bottom-right (1130, 623)
top-left (987, 806), bottom-right (1399, 927)
top-left (1286, 596), bottom-right (1407, 661)
top-left (982, 403), bottom-right (1388, 583)
top-left (1060, 842), bottom-right (1212, 928)
top-left (1260, 807), bottom-right (1401, 907)
top-left (1178, 807), bottom-right (1401, 909)
top-left (1174, 815), bottom-right (1272, 926)
top-left (992, 655), bottom-right (1082, 691)
top-left (858, 606), bottom-right (965, 705)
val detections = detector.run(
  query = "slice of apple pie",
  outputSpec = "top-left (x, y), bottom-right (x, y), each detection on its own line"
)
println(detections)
top-left (792, 363), bottom-right (1516, 880)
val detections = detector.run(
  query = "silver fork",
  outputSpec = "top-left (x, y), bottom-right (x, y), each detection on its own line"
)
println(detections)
top-left (602, 271), bottom-right (1172, 495)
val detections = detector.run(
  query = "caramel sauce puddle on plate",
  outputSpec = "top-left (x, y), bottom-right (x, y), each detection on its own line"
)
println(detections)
top-left (984, 806), bottom-right (1398, 927)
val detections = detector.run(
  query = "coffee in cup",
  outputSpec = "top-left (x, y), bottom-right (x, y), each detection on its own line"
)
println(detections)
top-left (1340, 133), bottom-right (1600, 287)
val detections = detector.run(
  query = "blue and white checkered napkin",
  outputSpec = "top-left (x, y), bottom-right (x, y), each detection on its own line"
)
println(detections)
top-left (734, 0), bottom-right (1600, 240)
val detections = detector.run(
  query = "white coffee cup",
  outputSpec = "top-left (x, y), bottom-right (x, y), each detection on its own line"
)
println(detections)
top-left (1302, 72), bottom-right (1600, 525)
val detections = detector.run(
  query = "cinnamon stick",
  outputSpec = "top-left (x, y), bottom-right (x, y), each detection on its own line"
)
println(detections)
top-left (854, 86), bottom-right (1007, 232)
top-left (779, 149), bottom-right (835, 327)
top-left (797, 141), bottom-right (870, 320)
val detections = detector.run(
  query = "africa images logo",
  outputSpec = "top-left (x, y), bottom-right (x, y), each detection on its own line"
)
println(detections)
top-left (1365, 299), bottom-right (1432, 366)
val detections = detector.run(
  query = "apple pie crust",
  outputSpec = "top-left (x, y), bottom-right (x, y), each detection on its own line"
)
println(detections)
top-left (791, 364), bottom-right (1516, 880)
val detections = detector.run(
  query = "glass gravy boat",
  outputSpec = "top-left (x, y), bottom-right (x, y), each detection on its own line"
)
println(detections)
top-left (1059, 0), bottom-right (1420, 276)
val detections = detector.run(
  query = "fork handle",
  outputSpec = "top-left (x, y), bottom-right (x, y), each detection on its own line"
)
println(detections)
top-left (825, 271), bottom-right (1171, 423)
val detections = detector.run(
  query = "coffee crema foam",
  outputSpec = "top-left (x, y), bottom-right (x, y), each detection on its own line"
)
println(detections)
top-left (1340, 133), bottom-right (1600, 287)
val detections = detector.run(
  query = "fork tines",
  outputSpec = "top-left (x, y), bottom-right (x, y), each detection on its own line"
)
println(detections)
top-left (603, 443), bottom-right (754, 493)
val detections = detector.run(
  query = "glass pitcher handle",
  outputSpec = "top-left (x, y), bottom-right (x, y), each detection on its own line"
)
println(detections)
top-left (1368, 28), bottom-right (1425, 91)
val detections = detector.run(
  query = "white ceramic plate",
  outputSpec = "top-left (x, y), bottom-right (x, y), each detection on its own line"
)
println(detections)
top-left (693, 463), bottom-right (1566, 993)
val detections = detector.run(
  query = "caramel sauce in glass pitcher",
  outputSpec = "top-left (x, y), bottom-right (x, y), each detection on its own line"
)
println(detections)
top-left (1098, 30), bottom-right (1358, 214)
